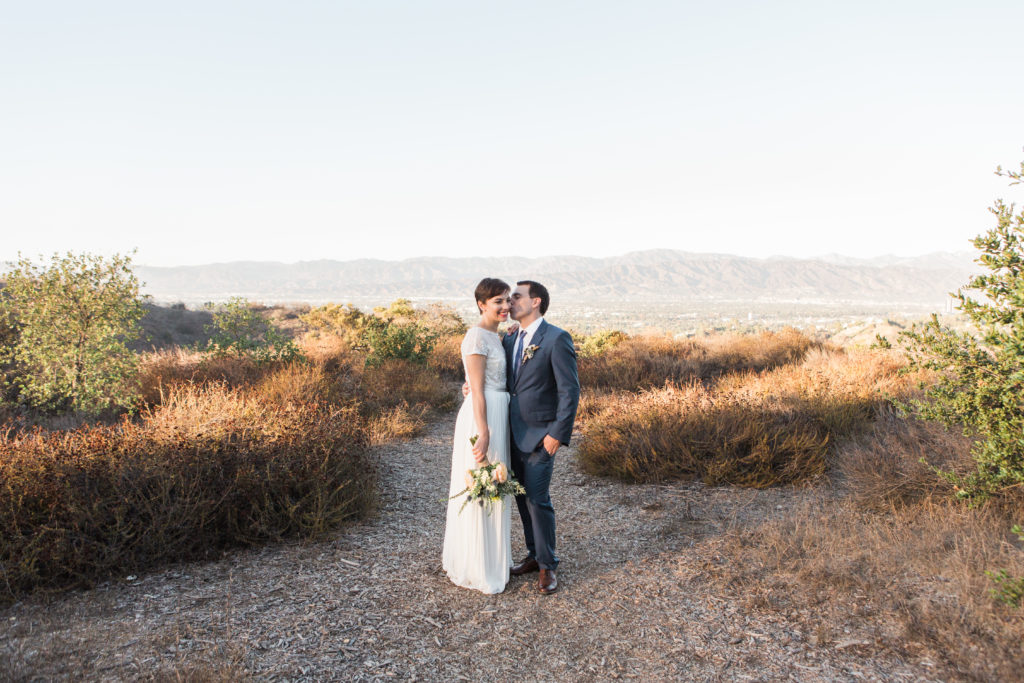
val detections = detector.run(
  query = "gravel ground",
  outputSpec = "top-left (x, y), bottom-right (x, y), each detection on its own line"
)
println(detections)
top-left (1, 411), bottom-right (949, 681)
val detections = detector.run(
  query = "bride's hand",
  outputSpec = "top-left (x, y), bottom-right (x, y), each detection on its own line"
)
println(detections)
top-left (471, 431), bottom-right (489, 464)
top-left (506, 323), bottom-right (520, 337)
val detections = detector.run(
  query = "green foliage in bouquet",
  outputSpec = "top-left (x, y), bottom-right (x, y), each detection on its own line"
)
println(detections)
top-left (445, 435), bottom-right (526, 514)
top-left (892, 160), bottom-right (1024, 501)
top-left (203, 297), bottom-right (303, 364)
top-left (0, 251), bottom-right (144, 416)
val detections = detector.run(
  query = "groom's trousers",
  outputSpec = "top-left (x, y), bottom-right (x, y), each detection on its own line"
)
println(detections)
top-left (510, 441), bottom-right (558, 570)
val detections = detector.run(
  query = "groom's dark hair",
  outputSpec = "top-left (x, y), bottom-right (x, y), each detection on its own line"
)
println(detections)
top-left (518, 280), bottom-right (550, 315)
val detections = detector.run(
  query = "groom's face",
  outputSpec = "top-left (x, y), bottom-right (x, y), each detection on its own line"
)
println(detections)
top-left (510, 284), bottom-right (539, 321)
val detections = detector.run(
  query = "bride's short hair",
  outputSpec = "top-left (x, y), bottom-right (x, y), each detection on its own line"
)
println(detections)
top-left (475, 277), bottom-right (510, 312)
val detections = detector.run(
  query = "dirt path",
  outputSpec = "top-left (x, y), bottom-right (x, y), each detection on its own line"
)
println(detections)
top-left (1, 413), bottom-right (944, 681)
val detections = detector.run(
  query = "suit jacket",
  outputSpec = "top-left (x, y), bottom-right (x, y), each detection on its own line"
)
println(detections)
top-left (504, 319), bottom-right (580, 453)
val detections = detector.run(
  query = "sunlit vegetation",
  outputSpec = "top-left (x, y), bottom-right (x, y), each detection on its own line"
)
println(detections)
top-left (0, 261), bottom-right (459, 600)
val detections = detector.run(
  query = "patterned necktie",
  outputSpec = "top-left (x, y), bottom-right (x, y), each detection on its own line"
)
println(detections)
top-left (512, 329), bottom-right (526, 383)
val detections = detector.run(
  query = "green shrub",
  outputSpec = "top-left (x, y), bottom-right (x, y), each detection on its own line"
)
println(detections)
top-left (301, 302), bottom-right (370, 346)
top-left (203, 297), bottom-right (303, 364)
top-left (893, 160), bottom-right (1024, 501)
top-left (362, 318), bottom-right (439, 366)
top-left (0, 252), bottom-right (144, 416)
top-left (577, 329), bottom-right (628, 358)
top-left (416, 302), bottom-right (468, 338)
top-left (303, 299), bottom-right (462, 368)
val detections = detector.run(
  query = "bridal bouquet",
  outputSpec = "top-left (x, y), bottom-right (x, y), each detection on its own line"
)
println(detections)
top-left (446, 436), bottom-right (526, 514)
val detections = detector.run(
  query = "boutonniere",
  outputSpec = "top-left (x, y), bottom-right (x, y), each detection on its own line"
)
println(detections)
top-left (522, 344), bottom-right (540, 363)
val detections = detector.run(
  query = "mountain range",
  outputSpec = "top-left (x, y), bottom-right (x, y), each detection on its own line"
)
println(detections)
top-left (135, 250), bottom-right (980, 307)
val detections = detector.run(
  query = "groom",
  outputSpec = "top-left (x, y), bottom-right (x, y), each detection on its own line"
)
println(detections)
top-left (503, 280), bottom-right (580, 595)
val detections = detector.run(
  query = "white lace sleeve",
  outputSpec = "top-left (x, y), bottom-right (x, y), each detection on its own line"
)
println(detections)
top-left (460, 327), bottom-right (489, 358)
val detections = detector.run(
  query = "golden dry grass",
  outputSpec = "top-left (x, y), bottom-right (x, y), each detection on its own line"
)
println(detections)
top-left (832, 407), bottom-right (971, 510)
top-left (139, 333), bottom-right (454, 431)
top-left (0, 384), bottom-right (374, 600)
top-left (709, 500), bottom-right (1024, 679)
top-left (5, 318), bottom-right (1022, 676)
top-left (428, 332), bottom-right (465, 380)
top-left (705, 415), bottom-right (1024, 679)
top-left (0, 329), bottom-right (456, 602)
top-left (578, 347), bottom-right (915, 487)
top-left (579, 328), bottom-right (821, 393)
top-left (574, 329), bottom-right (1024, 676)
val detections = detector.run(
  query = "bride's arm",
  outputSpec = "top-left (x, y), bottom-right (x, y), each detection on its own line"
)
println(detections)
top-left (464, 354), bottom-right (490, 464)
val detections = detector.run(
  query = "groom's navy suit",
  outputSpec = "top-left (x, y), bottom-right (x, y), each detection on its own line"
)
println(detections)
top-left (504, 319), bottom-right (580, 571)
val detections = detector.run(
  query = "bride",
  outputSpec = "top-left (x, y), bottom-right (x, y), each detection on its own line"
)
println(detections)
top-left (442, 277), bottom-right (513, 593)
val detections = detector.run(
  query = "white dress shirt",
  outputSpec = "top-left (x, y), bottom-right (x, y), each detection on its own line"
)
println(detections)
top-left (516, 316), bottom-right (544, 361)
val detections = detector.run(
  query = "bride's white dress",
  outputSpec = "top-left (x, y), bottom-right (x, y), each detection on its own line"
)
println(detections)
top-left (442, 326), bottom-right (512, 594)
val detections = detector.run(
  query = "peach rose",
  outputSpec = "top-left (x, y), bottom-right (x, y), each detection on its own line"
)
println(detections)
top-left (464, 470), bottom-right (475, 489)
top-left (494, 463), bottom-right (508, 484)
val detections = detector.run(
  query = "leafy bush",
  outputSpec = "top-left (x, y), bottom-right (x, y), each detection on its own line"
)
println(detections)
top-left (203, 297), bottom-right (303, 364)
top-left (303, 299), bottom-right (463, 368)
top-left (0, 252), bottom-right (144, 416)
top-left (894, 161), bottom-right (1024, 501)
top-left (418, 302), bottom-right (468, 338)
top-left (374, 299), bottom-right (465, 337)
top-left (301, 302), bottom-right (371, 346)
top-left (576, 329), bottom-right (628, 359)
top-left (362, 318), bottom-right (439, 366)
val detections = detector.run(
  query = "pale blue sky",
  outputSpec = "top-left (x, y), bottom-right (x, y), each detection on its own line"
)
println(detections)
top-left (2, 1), bottom-right (1022, 266)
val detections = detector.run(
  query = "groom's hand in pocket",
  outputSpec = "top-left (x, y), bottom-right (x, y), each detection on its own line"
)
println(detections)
top-left (542, 435), bottom-right (561, 456)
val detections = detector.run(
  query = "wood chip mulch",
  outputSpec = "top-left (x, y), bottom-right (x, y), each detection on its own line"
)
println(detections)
top-left (1, 411), bottom-right (948, 681)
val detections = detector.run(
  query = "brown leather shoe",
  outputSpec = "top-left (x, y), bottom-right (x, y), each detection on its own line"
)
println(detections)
top-left (510, 556), bottom-right (539, 576)
top-left (538, 569), bottom-right (558, 594)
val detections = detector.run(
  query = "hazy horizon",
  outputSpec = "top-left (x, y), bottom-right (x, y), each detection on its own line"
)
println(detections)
top-left (121, 247), bottom-right (977, 270)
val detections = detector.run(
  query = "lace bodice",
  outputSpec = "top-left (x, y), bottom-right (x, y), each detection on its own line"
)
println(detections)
top-left (461, 326), bottom-right (507, 392)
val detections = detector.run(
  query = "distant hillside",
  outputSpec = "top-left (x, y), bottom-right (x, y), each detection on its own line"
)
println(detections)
top-left (136, 250), bottom-right (979, 307)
